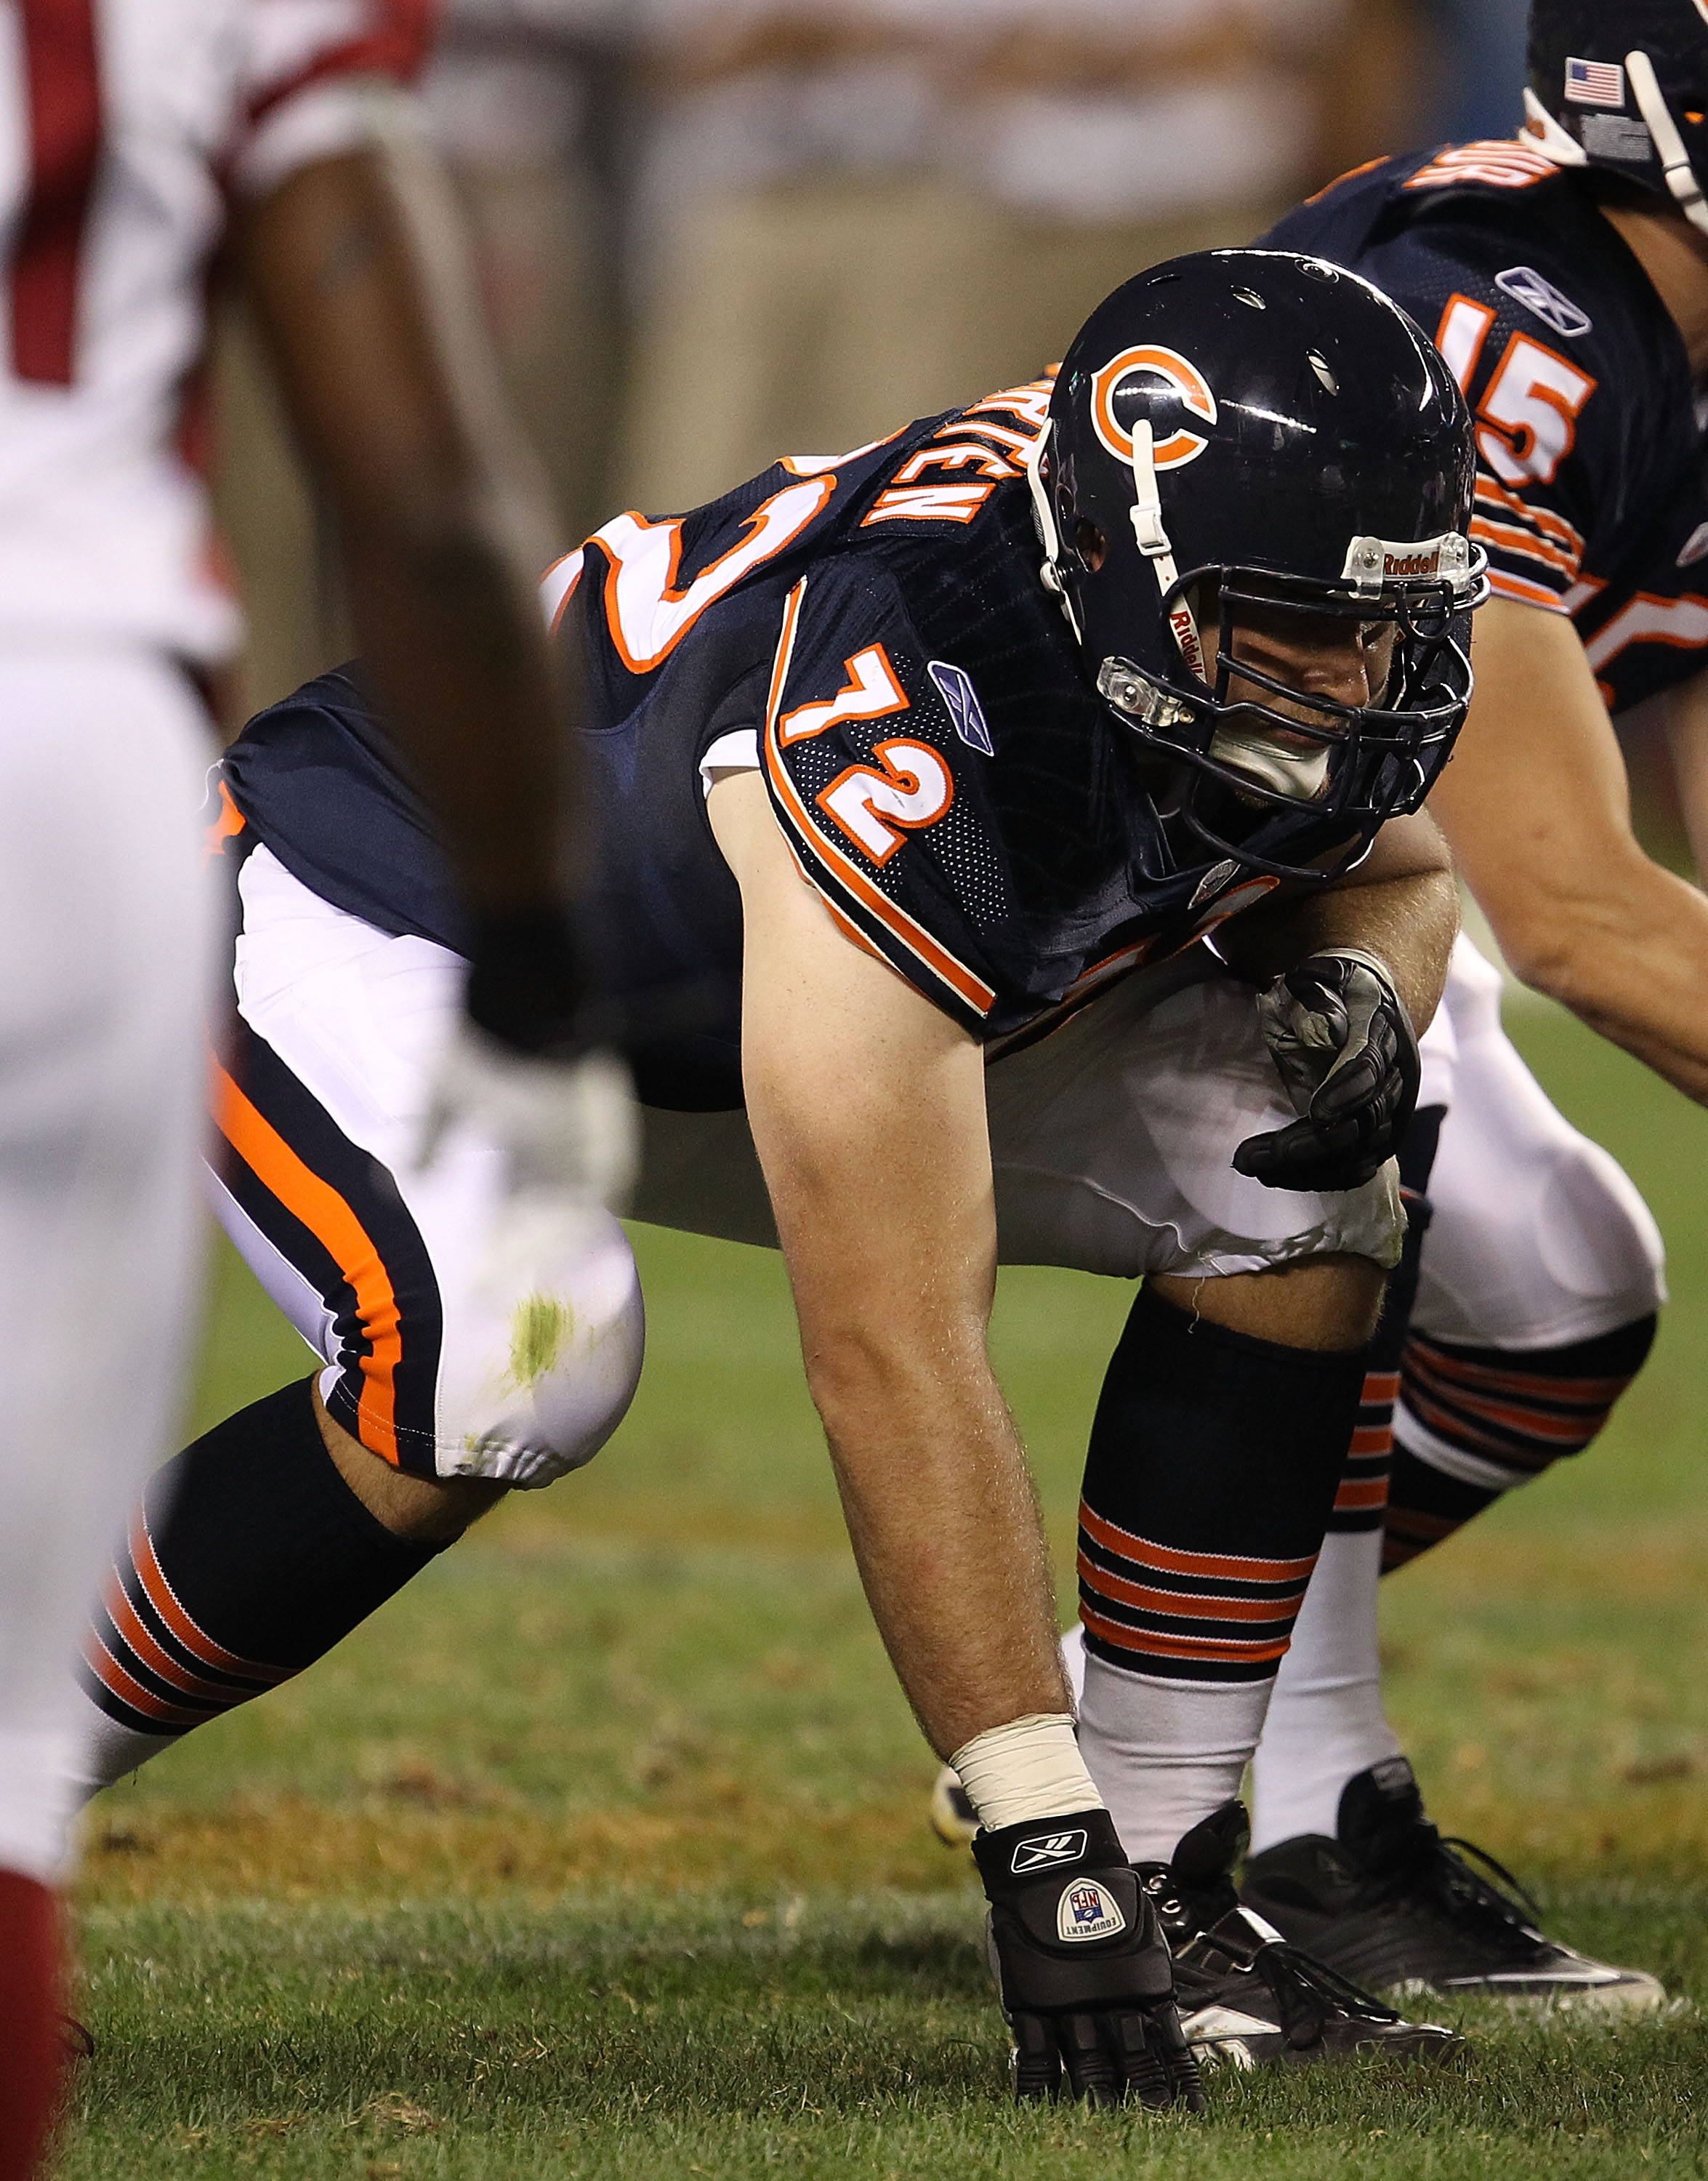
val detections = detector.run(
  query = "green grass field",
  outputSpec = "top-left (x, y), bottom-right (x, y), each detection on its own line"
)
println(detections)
top-left (57, 994), bottom-right (1708, 2179)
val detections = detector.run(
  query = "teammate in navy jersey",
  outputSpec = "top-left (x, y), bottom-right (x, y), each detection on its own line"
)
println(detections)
top-left (73, 249), bottom-right (1485, 2093)
top-left (1090, 0), bottom-right (1707, 2017)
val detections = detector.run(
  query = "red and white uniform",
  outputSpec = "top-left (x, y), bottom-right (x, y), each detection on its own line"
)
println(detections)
top-left (0, 0), bottom-right (431, 1891)
top-left (0, 0), bottom-right (431, 659)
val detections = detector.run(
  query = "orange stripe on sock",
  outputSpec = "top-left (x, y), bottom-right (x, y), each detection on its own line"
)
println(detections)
top-left (212, 1057), bottom-right (406, 1464)
top-left (1077, 1549), bottom-right (1308, 1623)
top-left (1334, 1476), bottom-right (1390, 1512)
top-left (100, 1565), bottom-right (249, 1705)
top-left (1079, 1604), bottom-right (1292, 1666)
top-left (1079, 1501), bottom-right (1318, 1583)
top-left (80, 1631), bottom-right (206, 1731)
top-left (128, 1512), bottom-right (292, 1684)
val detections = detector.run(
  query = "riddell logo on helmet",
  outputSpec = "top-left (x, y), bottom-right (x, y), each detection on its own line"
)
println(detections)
top-left (1091, 345), bottom-right (1217, 470)
top-left (1168, 603), bottom-right (1208, 681)
top-left (1383, 549), bottom-right (1441, 578)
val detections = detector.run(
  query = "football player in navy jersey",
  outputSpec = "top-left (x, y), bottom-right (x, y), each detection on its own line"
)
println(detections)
top-left (1077, 0), bottom-right (1708, 2017)
top-left (73, 251), bottom-right (1483, 2096)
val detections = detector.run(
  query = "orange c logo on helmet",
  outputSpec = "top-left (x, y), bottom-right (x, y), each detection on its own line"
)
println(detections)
top-left (1091, 345), bottom-right (1217, 470)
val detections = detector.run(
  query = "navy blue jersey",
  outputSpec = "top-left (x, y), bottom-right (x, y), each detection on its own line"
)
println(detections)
top-left (1268, 141), bottom-right (1708, 715)
top-left (220, 377), bottom-right (1320, 1110)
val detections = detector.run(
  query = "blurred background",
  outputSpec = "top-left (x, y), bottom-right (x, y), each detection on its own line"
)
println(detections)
top-left (209, 0), bottom-right (1533, 719)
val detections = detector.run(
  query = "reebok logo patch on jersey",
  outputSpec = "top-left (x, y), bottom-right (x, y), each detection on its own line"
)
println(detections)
top-left (1057, 1881), bottom-right (1127, 1942)
top-left (928, 659), bottom-right (994, 755)
top-left (1496, 267), bottom-right (1592, 340)
top-left (1010, 1828), bottom-right (1087, 1875)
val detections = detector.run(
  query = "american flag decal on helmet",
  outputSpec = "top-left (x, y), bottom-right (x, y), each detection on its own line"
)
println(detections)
top-left (1566, 58), bottom-right (1626, 108)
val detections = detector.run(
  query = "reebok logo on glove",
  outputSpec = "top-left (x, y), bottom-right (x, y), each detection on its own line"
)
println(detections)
top-left (1011, 1829), bottom-right (1088, 1874)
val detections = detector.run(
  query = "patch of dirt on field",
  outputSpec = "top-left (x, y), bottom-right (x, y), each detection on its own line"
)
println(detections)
top-left (73, 1791), bottom-right (973, 1909)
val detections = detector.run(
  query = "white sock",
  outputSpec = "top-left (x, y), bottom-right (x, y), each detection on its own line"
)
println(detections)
top-left (1060, 1621), bottom-right (1087, 1708)
top-left (1076, 1651), bottom-right (1272, 1865)
top-left (72, 1704), bottom-right (179, 1800)
top-left (1249, 1526), bottom-right (1401, 1853)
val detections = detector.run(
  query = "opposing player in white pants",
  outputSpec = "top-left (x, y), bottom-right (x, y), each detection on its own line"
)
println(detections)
top-left (0, 9), bottom-right (625, 2174)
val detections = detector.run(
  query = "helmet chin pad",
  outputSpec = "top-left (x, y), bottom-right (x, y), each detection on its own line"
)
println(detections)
top-left (1206, 720), bottom-right (1332, 803)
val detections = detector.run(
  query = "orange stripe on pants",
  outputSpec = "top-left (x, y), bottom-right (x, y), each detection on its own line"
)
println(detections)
top-left (211, 1058), bottom-right (406, 1464)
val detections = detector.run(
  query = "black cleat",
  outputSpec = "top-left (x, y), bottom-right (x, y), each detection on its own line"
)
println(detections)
top-left (1143, 1801), bottom-right (1462, 2070)
top-left (1242, 1758), bottom-right (1665, 2016)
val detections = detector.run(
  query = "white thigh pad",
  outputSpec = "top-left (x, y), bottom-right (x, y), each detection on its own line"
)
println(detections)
top-left (1414, 939), bottom-right (1665, 1349)
top-left (426, 1190), bottom-right (645, 1487)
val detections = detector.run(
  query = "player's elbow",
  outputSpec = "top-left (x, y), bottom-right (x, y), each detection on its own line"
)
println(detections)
top-left (1485, 879), bottom-right (1631, 1014)
top-left (798, 1308), bottom-right (984, 1443)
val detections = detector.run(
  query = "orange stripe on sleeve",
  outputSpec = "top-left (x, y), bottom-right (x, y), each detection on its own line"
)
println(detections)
top-left (203, 779), bottom-right (246, 862)
top-left (761, 598), bottom-right (996, 1019)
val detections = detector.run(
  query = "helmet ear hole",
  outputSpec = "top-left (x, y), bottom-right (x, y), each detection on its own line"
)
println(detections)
top-left (1075, 519), bottom-right (1108, 571)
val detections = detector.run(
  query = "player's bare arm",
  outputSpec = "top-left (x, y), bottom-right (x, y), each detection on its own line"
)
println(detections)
top-left (237, 137), bottom-right (571, 924)
top-left (1433, 598), bottom-right (1708, 1101)
top-left (1661, 658), bottom-right (1708, 878)
top-left (709, 769), bottom-right (1067, 1756)
top-left (1218, 811), bottom-right (1458, 1032)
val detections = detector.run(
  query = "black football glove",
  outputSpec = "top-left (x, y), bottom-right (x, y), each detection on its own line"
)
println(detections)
top-left (972, 1809), bottom-right (1205, 2110)
top-left (1233, 948), bottom-right (1419, 1193)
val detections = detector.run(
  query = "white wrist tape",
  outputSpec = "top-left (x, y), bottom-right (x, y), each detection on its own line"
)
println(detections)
top-left (949, 1713), bottom-right (1105, 1833)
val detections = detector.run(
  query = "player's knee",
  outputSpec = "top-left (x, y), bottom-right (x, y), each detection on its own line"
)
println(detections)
top-left (1149, 1251), bottom-right (1385, 1353)
top-left (1547, 1138), bottom-right (1666, 1325)
top-left (435, 1205), bottom-right (645, 1489)
top-left (1398, 1309), bottom-right (1656, 1493)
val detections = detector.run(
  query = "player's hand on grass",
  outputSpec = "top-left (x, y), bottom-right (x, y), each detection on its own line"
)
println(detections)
top-left (972, 1810), bottom-right (1205, 2110)
top-left (1234, 949), bottom-right (1419, 1193)
top-left (421, 904), bottom-right (637, 1210)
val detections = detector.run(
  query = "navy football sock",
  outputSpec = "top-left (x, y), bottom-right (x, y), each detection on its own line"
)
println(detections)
top-left (77, 1378), bottom-right (441, 1788)
top-left (1075, 1286), bottom-right (1369, 1861)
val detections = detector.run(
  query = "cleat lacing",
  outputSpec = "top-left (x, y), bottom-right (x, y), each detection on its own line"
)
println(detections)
top-left (1138, 1866), bottom-right (1408, 2049)
top-left (1368, 1812), bottom-right (1551, 1951)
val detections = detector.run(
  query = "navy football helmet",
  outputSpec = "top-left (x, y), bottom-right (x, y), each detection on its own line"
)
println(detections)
top-left (1028, 249), bottom-right (1486, 880)
top-left (1525, 1), bottom-right (1708, 236)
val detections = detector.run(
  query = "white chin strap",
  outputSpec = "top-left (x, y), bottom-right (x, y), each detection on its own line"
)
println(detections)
top-left (1128, 420), bottom-right (1208, 684)
top-left (1024, 419), bottom-right (1081, 641)
top-left (1626, 48), bottom-right (1708, 238)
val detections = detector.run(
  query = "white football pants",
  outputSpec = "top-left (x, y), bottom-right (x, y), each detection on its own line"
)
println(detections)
top-left (0, 653), bottom-right (216, 1883)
